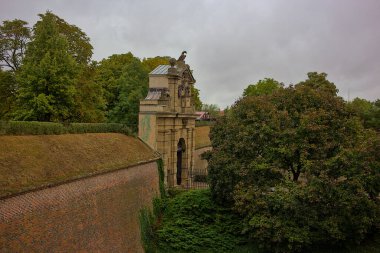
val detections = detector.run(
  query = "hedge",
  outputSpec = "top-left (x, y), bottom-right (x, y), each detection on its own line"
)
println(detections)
top-left (195, 120), bottom-right (215, 127)
top-left (0, 121), bottom-right (131, 135)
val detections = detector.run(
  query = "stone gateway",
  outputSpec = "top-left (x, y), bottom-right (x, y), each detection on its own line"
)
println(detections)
top-left (139, 53), bottom-right (197, 188)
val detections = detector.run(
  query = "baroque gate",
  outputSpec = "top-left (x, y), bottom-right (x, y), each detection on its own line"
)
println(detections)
top-left (138, 52), bottom-right (197, 187)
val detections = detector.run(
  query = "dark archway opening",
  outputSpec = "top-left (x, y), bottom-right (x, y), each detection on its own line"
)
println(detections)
top-left (177, 138), bottom-right (186, 185)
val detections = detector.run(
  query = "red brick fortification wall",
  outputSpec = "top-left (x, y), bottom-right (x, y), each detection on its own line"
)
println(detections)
top-left (0, 161), bottom-right (159, 253)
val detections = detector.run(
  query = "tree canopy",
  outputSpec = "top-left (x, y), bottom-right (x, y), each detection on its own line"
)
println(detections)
top-left (243, 78), bottom-right (283, 97)
top-left (208, 72), bottom-right (380, 251)
top-left (36, 12), bottom-right (93, 65)
top-left (14, 12), bottom-right (78, 121)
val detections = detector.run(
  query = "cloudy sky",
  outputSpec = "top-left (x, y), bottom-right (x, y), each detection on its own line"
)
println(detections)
top-left (1, 0), bottom-right (379, 108)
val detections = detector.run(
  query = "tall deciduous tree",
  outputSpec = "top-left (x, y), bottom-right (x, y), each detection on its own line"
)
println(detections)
top-left (0, 19), bottom-right (31, 71)
top-left (107, 57), bottom-right (148, 132)
top-left (15, 12), bottom-right (78, 122)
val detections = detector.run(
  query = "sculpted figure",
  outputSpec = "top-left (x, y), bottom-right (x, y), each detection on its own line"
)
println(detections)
top-left (178, 51), bottom-right (187, 61)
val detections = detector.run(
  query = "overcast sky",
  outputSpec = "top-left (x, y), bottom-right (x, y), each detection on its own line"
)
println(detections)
top-left (1, 0), bottom-right (379, 108)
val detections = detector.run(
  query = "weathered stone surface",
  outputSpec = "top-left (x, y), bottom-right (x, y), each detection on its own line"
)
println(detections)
top-left (139, 54), bottom-right (197, 188)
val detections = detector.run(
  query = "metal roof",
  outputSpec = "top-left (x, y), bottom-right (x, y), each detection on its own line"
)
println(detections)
top-left (150, 65), bottom-right (171, 75)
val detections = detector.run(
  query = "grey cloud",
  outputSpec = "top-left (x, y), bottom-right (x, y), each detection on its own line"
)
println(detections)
top-left (1, 0), bottom-right (379, 107)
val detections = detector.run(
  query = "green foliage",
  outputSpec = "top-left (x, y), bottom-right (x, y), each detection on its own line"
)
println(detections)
top-left (209, 72), bottom-right (361, 202)
top-left (94, 53), bottom-right (136, 111)
top-left (0, 121), bottom-right (131, 135)
top-left (142, 56), bottom-right (170, 72)
top-left (0, 120), bottom-right (65, 135)
top-left (72, 63), bottom-right (106, 122)
top-left (107, 56), bottom-right (148, 132)
top-left (37, 12), bottom-right (93, 64)
top-left (235, 179), bottom-right (379, 252)
top-left (157, 190), bottom-right (246, 253)
top-left (157, 159), bottom-right (167, 198)
top-left (208, 72), bottom-right (380, 252)
top-left (95, 52), bottom-right (152, 131)
top-left (14, 12), bottom-right (78, 122)
top-left (0, 69), bottom-right (17, 119)
top-left (139, 206), bottom-right (157, 253)
top-left (243, 78), bottom-right (282, 97)
top-left (0, 19), bottom-right (31, 71)
top-left (348, 98), bottom-right (380, 131)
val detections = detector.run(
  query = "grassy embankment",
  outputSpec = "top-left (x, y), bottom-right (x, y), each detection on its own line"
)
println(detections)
top-left (0, 121), bottom-right (158, 198)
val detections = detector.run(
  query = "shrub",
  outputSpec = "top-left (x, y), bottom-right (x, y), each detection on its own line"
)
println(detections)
top-left (0, 121), bottom-right (131, 135)
top-left (157, 190), bottom-right (247, 253)
top-left (0, 121), bottom-right (65, 135)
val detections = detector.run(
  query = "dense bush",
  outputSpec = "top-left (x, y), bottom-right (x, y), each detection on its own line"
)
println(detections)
top-left (235, 179), bottom-right (379, 252)
top-left (157, 189), bottom-right (246, 253)
top-left (0, 121), bottom-right (131, 135)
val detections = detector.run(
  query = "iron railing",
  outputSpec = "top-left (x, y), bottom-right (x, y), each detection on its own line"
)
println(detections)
top-left (187, 168), bottom-right (209, 189)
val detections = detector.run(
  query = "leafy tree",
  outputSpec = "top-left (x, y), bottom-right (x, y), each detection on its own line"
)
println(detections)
top-left (107, 56), bottom-right (148, 132)
top-left (95, 53), bottom-right (136, 112)
top-left (243, 78), bottom-right (283, 97)
top-left (201, 103), bottom-right (220, 119)
top-left (14, 12), bottom-right (78, 122)
top-left (36, 12), bottom-right (93, 64)
top-left (208, 72), bottom-right (379, 251)
top-left (0, 19), bottom-right (31, 71)
top-left (72, 62), bottom-right (106, 122)
top-left (0, 69), bottom-right (17, 119)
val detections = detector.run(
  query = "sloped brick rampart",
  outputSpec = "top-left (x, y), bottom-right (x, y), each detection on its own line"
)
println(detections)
top-left (0, 161), bottom-right (159, 253)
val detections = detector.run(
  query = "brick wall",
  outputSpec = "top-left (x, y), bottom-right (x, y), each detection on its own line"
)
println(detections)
top-left (0, 161), bottom-right (159, 253)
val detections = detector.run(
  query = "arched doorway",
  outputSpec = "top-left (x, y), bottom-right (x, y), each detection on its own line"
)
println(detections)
top-left (177, 138), bottom-right (186, 185)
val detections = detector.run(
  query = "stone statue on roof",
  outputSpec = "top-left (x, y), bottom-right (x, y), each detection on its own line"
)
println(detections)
top-left (177, 51), bottom-right (187, 61)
